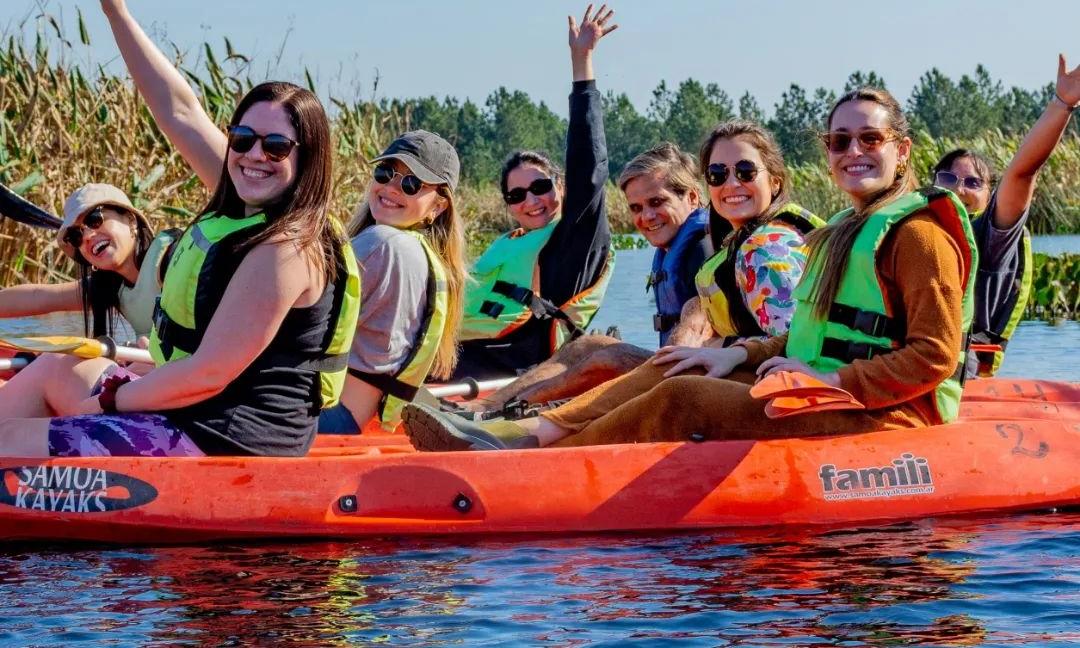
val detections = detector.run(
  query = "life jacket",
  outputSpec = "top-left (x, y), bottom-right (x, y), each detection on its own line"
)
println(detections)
top-left (349, 230), bottom-right (449, 431)
top-left (648, 208), bottom-right (709, 345)
top-left (108, 228), bottom-right (179, 338)
top-left (461, 218), bottom-right (614, 351)
top-left (694, 203), bottom-right (824, 342)
top-left (149, 212), bottom-right (361, 409)
top-left (785, 187), bottom-right (978, 424)
top-left (972, 217), bottom-right (1033, 377)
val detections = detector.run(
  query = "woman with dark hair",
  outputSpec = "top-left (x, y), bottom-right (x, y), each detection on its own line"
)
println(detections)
top-left (0, 183), bottom-right (175, 340)
top-left (453, 5), bottom-right (618, 380)
top-left (932, 56), bottom-right (1080, 376)
top-left (403, 87), bottom-right (979, 451)
top-left (0, 1), bottom-right (360, 458)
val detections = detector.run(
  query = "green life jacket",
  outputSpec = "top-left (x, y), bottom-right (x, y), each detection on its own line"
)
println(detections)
top-left (694, 203), bottom-right (823, 341)
top-left (116, 228), bottom-right (179, 338)
top-left (149, 212), bottom-right (361, 409)
top-left (785, 188), bottom-right (978, 423)
top-left (349, 230), bottom-right (449, 431)
top-left (972, 216), bottom-right (1033, 377)
top-left (461, 218), bottom-right (614, 351)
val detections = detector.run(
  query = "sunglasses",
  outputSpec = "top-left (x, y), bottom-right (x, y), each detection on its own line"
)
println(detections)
top-left (62, 206), bottom-right (107, 249)
top-left (226, 125), bottom-right (299, 162)
top-left (705, 160), bottom-right (762, 187)
top-left (504, 178), bottom-right (555, 205)
top-left (373, 164), bottom-right (427, 196)
top-left (820, 129), bottom-right (898, 154)
top-left (935, 171), bottom-right (987, 191)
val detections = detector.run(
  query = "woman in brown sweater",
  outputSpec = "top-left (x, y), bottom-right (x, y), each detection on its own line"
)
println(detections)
top-left (403, 87), bottom-right (977, 451)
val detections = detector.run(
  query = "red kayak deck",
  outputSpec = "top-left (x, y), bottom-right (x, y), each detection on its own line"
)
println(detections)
top-left (3, 402), bottom-right (1079, 543)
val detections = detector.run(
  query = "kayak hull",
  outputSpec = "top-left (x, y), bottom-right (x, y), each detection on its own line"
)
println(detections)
top-left (3, 412), bottom-right (1079, 544)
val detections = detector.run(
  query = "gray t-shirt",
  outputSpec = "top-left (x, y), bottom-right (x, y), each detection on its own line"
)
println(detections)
top-left (971, 191), bottom-right (1030, 336)
top-left (349, 224), bottom-right (430, 374)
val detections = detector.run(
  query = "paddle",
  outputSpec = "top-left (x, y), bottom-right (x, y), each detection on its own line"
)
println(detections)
top-left (750, 370), bottom-right (865, 419)
top-left (0, 356), bottom-right (31, 372)
top-left (0, 182), bottom-right (63, 230)
top-left (0, 334), bottom-right (152, 364)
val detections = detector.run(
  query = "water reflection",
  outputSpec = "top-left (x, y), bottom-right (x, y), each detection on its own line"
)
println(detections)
top-left (3, 513), bottom-right (1078, 646)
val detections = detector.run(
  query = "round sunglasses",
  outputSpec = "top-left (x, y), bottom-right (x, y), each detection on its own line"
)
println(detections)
top-left (935, 171), bottom-right (987, 191)
top-left (227, 125), bottom-right (299, 162)
top-left (373, 164), bottom-right (427, 196)
top-left (820, 128), bottom-right (898, 154)
top-left (62, 206), bottom-right (107, 249)
top-left (705, 160), bottom-right (762, 187)
top-left (504, 177), bottom-right (555, 205)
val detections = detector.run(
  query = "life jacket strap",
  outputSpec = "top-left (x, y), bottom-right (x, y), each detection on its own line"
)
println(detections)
top-left (820, 337), bottom-right (893, 363)
top-left (828, 303), bottom-right (905, 340)
top-left (489, 280), bottom-right (587, 340)
top-left (152, 297), bottom-right (201, 360)
top-left (653, 313), bottom-right (680, 333)
top-left (348, 368), bottom-right (420, 403)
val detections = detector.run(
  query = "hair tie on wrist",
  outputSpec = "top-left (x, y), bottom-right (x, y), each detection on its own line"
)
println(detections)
top-left (1055, 92), bottom-right (1078, 111)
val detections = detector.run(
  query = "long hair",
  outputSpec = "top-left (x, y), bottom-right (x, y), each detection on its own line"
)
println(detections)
top-left (349, 187), bottom-right (467, 380)
top-left (803, 87), bottom-right (916, 319)
top-left (74, 209), bottom-right (155, 337)
top-left (697, 120), bottom-right (791, 250)
top-left (199, 81), bottom-right (340, 283)
top-left (500, 150), bottom-right (564, 197)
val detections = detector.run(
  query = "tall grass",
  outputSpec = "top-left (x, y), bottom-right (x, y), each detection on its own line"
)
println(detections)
top-left (1, 16), bottom-right (1078, 288)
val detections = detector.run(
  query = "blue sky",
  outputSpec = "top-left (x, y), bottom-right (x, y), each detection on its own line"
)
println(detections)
top-left (5, 1), bottom-right (1079, 116)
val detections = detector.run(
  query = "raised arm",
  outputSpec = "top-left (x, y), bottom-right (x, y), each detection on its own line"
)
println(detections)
top-left (995, 54), bottom-right (1080, 228)
top-left (568, 4), bottom-right (617, 82)
top-left (100, 0), bottom-right (227, 189)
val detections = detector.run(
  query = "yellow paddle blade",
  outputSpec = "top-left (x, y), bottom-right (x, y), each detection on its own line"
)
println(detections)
top-left (0, 335), bottom-right (105, 359)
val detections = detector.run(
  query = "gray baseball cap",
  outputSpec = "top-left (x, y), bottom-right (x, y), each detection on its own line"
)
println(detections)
top-left (371, 130), bottom-right (460, 191)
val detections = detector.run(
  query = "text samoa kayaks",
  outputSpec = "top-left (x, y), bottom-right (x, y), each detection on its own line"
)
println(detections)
top-left (1, 377), bottom-right (1077, 544)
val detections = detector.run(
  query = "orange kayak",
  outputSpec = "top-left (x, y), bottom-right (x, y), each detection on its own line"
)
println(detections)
top-left (2, 380), bottom-right (1078, 544)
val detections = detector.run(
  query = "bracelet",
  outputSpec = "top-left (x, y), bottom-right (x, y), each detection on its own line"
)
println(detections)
top-left (1054, 92), bottom-right (1079, 111)
top-left (98, 374), bottom-right (132, 414)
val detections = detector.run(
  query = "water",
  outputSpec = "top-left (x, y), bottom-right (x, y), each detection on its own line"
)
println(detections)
top-left (1, 235), bottom-right (1078, 646)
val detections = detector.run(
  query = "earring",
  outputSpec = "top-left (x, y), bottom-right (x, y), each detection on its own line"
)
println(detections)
top-left (897, 159), bottom-right (908, 177)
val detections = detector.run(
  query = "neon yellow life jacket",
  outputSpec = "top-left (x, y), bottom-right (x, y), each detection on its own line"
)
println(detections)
top-left (348, 230), bottom-right (449, 431)
top-left (972, 216), bottom-right (1033, 377)
top-left (694, 203), bottom-right (824, 340)
top-left (149, 212), bottom-right (361, 409)
top-left (461, 218), bottom-right (614, 351)
top-left (785, 188), bottom-right (978, 423)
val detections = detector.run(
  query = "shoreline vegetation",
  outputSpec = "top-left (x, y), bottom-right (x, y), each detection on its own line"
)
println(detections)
top-left (1, 13), bottom-right (1077, 319)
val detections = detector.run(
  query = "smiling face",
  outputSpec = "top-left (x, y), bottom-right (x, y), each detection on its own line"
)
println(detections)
top-left (707, 136), bottom-right (780, 229)
top-left (624, 171), bottom-right (699, 249)
top-left (505, 163), bottom-right (562, 230)
top-left (74, 207), bottom-right (138, 272)
top-left (827, 100), bottom-right (912, 209)
top-left (227, 101), bottom-right (300, 212)
top-left (946, 156), bottom-right (992, 215)
top-left (368, 158), bottom-right (448, 229)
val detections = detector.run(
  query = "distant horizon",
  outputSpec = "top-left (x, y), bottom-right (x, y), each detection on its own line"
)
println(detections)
top-left (3, 1), bottom-right (1077, 119)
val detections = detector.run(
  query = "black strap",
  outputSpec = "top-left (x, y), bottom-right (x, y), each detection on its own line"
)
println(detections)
top-left (653, 313), bottom-right (680, 332)
top-left (820, 337), bottom-right (893, 363)
top-left (489, 280), bottom-right (587, 341)
top-left (152, 298), bottom-right (202, 360)
top-left (828, 303), bottom-right (905, 340)
top-left (348, 368), bottom-right (419, 402)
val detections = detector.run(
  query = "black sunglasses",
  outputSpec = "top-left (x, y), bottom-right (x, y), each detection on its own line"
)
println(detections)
top-left (504, 177), bottom-right (555, 205)
top-left (373, 164), bottom-right (425, 196)
top-left (820, 128), bottom-right (898, 154)
top-left (705, 160), bottom-right (762, 187)
top-left (227, 125), bottom-right (299, 162)
top-left (62, 207), bottom-right (107, 249)
top-left (935, 171), bottom-right (987, 191)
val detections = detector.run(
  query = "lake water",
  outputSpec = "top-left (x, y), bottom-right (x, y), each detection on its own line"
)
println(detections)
top-left (1, 236), bottom-right (1078, 646)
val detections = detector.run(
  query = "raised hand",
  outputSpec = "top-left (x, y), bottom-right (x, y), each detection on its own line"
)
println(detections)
top-left (568, 4), bottom-right (618, 57)
top-left (1056, 54), bottom-right (1080, 108)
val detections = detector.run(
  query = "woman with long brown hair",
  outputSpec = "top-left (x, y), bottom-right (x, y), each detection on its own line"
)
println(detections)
top-left (403, 87), bottom-right (978, 451)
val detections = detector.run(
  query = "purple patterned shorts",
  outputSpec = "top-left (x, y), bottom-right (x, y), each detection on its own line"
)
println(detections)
top-left (46, 366), bottom-right (205, 458)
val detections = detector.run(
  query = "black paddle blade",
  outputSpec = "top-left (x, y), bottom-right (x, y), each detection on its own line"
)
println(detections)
top-left (0, 182), bottom-right (63, 230)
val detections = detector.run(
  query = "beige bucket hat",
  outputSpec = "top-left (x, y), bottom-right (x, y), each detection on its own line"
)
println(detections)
top-left (58, 183), bottom-right (151, 260)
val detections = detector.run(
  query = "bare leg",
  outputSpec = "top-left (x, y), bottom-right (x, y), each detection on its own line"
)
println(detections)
top-left (0, 418), bottom-right (51, 456)
top-left (0, 355), bottom-right (114, 419)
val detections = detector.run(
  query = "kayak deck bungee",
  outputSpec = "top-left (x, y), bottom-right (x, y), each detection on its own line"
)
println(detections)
top-left (2, 387), bottom-right (1078, 543)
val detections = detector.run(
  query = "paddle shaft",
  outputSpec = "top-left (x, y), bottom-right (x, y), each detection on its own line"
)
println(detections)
top-left (426, 377), bottom-right (515, 399)
top-left (0, 183), bottom-right (63, 230)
